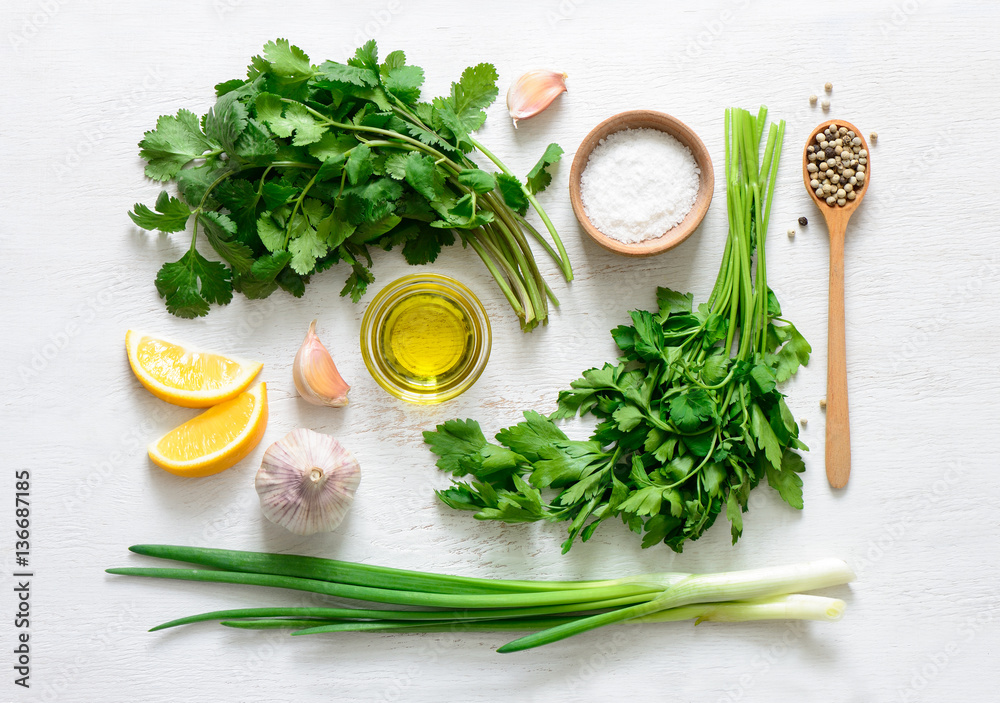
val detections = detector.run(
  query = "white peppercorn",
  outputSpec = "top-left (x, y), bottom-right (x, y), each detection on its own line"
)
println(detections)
top-left (809, 122), bottom-right (868, 207)
top-left (825, 82), bottom-right (833, 92)
top-left (809, 94), bottom-right (818, 105)
top-left (821, 99), bottom-right (830, 111)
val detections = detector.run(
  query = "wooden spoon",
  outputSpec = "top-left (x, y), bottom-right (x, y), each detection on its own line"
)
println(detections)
top-left (802, 120), bottom-right (870, 489)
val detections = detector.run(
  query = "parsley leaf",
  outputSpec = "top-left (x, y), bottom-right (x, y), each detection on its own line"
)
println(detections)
top-left (423, 419), bottom-right (489, 475)
top-left (765, 449), bottom-right (805, 509)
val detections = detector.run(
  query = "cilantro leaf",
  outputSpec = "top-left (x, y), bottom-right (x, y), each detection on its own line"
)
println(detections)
top-left (317, 59), bottom-right (379, 90)
top-left (381, 51), bottom-right (424, 105)
top-left (276, 267), bottom-right (306, 297)
top-left (129, 191), bottom-right (191, 232)
top-left (203, 92), bottom-right (248, 155)
top-left (175, 165), bottom-right (223, 207)
top-left (447, 63), bottom-right (498, 133)
top-left (457, 169), bottom-right (495, 194)
top-left (431, 98), bottom-right (475, 152)
top-left (525, 143), bottom-right (563, 195)
top-left (233, 118), bottom-right (278, 163)
top-left (256, 212), bottom-right (285, 253)
top-left (339, 263), bottom-right (375, 302)
top-left (139, 109), bottom-right (219, 181)
top-left (154, 249), bottom-right (232, 318)
top-left (255, 94), bottom-right (325, 145)
top-left (308, 132), bottom-right (357, 162)
top-left (199, 211), bottom-right (254, 273)
top-left (349, 40), bottom-right (379, 71)
top-left (250, 251), bottom-right (292, 281)
top-left (316, 207), bottom-right (357, 249)
top-left (495, 172), bottom-right (528, 215)
top-left (404, 153), bottom-right (448, 203)
top-left (401, 226), bottom-right (453, 265)
top-left (345, 144), bottom-right (374, 185)
top-left (288, 224), bottom-right (327, 275)
top-left (262, 39), bottom-right (314, 80)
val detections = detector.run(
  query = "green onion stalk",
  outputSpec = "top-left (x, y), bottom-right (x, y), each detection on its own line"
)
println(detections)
top-left (108, 545), bottom-right (853, 653)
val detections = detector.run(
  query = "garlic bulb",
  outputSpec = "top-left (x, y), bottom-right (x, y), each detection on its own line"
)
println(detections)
top-left (255, 428), bottom-right (361, 535)
top-left (293, 319), bottom-right (350, 407)
top-left (506, 70), bottom-right (568, 128)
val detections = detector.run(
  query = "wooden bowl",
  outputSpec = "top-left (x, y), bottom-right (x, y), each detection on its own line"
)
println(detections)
top-left (569, 110), bottom-right (714, 257)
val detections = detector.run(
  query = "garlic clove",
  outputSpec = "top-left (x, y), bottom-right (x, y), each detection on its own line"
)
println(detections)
top-left (506, 70), bottom-right (568, 128)
top-left (293, 319), bottom-right (350, 407)
top-left (255, 428), bottom-right (361, 536)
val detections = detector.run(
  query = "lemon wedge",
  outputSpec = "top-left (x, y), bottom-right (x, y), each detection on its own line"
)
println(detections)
top-left (126, 330), bottom-right (262, 408)
top-left (148, 382), bottom-right (268, 477)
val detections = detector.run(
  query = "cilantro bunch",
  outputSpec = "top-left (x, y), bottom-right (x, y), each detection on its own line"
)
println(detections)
top-left (129, 40), bottom-right (570, 329)
top-left (425, 107), bottom-right (811, 553)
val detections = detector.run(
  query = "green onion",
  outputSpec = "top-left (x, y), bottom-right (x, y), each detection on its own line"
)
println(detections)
top-left (108, 545), bottom-right (853, 653)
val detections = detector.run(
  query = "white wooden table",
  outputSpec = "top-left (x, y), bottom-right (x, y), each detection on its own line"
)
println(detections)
top-left (3, 1), bottom-right (998, 700)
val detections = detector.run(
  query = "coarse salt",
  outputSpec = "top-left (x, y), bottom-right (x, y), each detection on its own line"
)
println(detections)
top-left (580, 127), bottom-right (700, 244)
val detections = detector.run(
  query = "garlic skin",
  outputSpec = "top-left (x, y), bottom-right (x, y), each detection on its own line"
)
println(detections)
top-left (255, 428), bottom-right (361, 536)
top-left (293, 319), bottom-right (350, 407)
top-left (506, 70), bottom-right (568, 128)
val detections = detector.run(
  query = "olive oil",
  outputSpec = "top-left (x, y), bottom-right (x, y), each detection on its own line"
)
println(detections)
top-left (380, 292), bottom-right (473, 391)
top-left (361, 273), bottom-right (491, 404)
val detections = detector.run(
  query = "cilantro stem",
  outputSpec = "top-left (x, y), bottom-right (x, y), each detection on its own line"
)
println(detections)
top-left (464, 234), bottom-right (525, 319)
top-left (281, 172), bottom-right (319, 249)
top-left (466, 136), bottom-right (572, 282)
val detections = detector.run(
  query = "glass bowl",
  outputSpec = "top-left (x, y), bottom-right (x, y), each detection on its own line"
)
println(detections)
top-left (360, 273), bottom-right (492, 404)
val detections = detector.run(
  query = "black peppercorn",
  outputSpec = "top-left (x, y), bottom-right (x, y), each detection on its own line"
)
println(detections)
top-left (798, 216), bottom-right (808, 226)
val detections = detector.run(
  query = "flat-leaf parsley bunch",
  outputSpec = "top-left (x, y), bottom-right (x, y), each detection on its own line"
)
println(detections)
top-left (129, 40), bottom-right (570, 330)
top-left (425, 107), bottom-right (811, 553)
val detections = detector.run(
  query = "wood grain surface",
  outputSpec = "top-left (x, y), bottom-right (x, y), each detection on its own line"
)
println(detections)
top-left (2, 1), bottom-right (999, 701)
